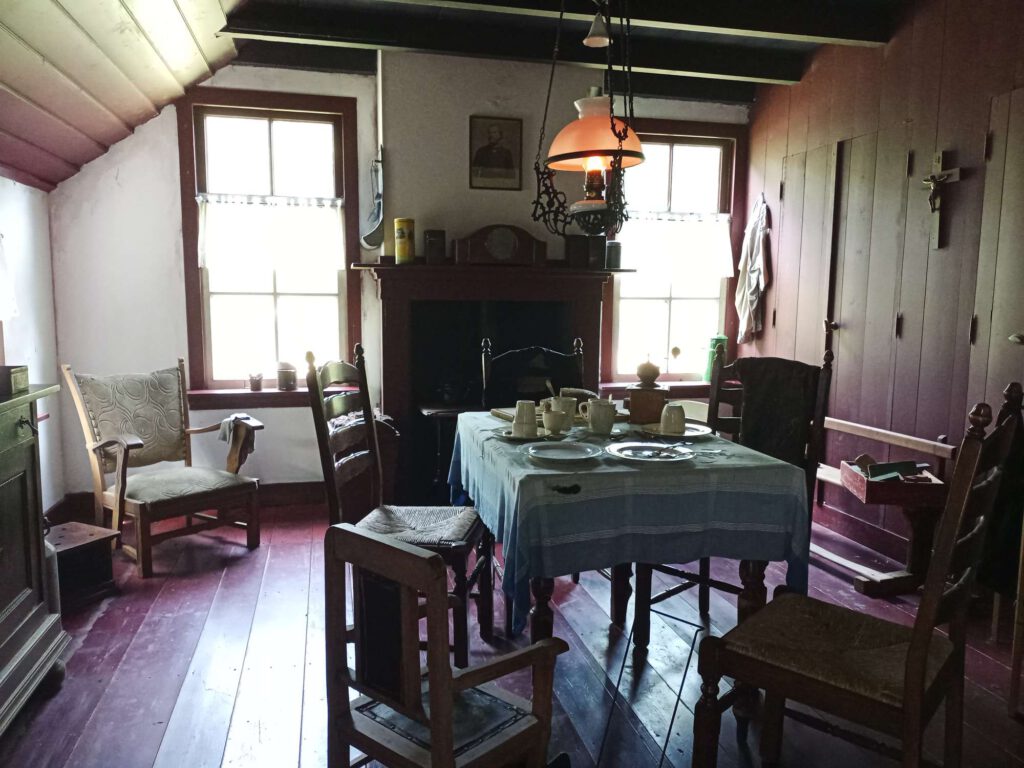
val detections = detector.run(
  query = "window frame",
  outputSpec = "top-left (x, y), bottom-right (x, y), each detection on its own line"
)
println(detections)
top-left (176, 87), bottom-right (361, 404)
top-left (600, 118), bottom-right (747, 385)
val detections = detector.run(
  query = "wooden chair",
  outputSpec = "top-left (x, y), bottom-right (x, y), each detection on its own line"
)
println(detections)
top-left (692, 402), bottom-right (1017, 768)
top-left (307, 345), bottom-right (494, 667)
top-left (633, 345), bottom-right (832, 637)
top-left (481, 337), bottom-right (594, 409)
top-left (62, 359), bottom-right (261, 578)
top-left (325, 523), bottom-right (567, 768)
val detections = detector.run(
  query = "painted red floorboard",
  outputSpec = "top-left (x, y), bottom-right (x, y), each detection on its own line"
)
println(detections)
top-left (3, 508), bottom-right (1024, 767)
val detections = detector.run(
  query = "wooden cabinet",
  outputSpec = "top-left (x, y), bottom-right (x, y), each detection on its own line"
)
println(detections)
top-left (0, 385), bottom-right (68, 737)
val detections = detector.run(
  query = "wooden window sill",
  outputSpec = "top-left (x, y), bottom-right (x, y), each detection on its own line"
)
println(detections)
top-left (598, 381), bottom-right (712, 400)
top-left (187, 388), bottom-right (313, 409)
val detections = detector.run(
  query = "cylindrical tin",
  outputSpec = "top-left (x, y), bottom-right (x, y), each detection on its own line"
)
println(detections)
top-left (394, 218), bottom-right (415, 264)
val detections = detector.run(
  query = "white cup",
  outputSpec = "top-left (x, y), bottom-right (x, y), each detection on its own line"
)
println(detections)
top-left (542, 410), bottom-right (566, 435)
top-left (513, 400), bottom-right (538, 438)
top-left (579, 398), bottom-right (616, 436)
top-left (554, 396), bottom-right (577, 430)
top-left (660, 402), bottom-right (686, 435)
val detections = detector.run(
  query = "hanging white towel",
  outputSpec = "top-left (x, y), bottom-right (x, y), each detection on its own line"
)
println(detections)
top-left (734, 195), bottom-right (770, 344)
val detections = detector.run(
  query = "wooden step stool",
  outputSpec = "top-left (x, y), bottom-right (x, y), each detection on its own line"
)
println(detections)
top-left (46, 522), bottom-right (120, 609)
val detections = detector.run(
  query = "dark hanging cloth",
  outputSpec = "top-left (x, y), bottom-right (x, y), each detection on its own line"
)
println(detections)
top-left (979, 408), bottom-right (1024, 595)
top-left (734, 356), bottom-right (821, 469)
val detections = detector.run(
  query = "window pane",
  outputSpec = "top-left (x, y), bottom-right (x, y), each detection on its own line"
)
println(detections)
top-left (670, 145), bottom-right (722, 213)
top-left (202, 202), bottom-right (275, 292)
top-left (616, 299), bottom-right (669, 376)
top-left (271, 120), bottom-right (336, 197)
top-left (209, 294), bottom-right (276, 380)
top-left (204, 116), bottom-right (271, 195)
top-left (276, 296), bottom-right (340, 369)
top-left (273, 206), bottom-right (345, 293)
top-left (666, 299), bottom-right (721, 375)
top-left (624, 143), bottom-right (670, 212)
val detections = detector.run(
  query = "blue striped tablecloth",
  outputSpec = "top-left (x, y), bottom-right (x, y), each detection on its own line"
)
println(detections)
top-left (449, 412), bottom-right (810, 634)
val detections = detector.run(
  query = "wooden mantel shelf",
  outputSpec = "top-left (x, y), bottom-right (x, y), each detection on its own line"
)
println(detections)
top-left (353, 262), bottom-right (625, 302)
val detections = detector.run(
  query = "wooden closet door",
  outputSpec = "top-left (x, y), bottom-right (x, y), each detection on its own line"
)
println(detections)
top-left (969, 88), bottom-right (1024, 409)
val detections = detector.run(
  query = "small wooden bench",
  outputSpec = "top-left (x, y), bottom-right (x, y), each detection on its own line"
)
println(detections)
top-left (814, 416), bottom-right (956, 597)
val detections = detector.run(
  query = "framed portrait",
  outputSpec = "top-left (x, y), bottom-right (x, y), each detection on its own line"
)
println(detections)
top-left (469, 115), bottom-right (522, 191)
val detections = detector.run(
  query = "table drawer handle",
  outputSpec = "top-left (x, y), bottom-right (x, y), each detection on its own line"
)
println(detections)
top-left (550, 483), bottom-right (581, 495)
top-left (18, 417), bottom-right (38, 436)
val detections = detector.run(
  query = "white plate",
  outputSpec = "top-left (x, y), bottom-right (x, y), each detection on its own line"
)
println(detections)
top-left (606, 442), bottom-right (695, 463)
top-left (490, 427), bottom-right (562, 442)
top-left (520, 442), bottom-right (604, 463)
top-left (640, 422), bottom-right (713, 439)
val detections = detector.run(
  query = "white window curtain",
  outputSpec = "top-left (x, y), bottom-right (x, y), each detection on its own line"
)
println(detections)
top-left (616, 214), bottom-right (735, 281)
top-left (197, 194), bottom-right (345, 276)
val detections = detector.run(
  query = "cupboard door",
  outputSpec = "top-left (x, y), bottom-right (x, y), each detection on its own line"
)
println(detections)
top-left (970, 88), bottom-right (1024, 410)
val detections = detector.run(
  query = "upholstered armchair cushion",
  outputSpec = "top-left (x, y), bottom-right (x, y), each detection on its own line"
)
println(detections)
top-left (119, 466), bottom-right (256, 506)
top-left (357, 505), bottom-right (479, 546)
top-left (720, 592), bottom-right (953, 707)
top-left (355, 685), bottom-right (532, 758)
top-left (75, 367), bottom-right (186, 471)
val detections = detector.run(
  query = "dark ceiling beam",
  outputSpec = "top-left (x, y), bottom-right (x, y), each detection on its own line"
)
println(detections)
top-left (615, 73), bottom-right (756, 105)
top-left (234, 41), bottom-right (377, 74)
top-left (364, 0), bottom-right (898, 46)
top-left (221, 7), bottom-right (806, 85)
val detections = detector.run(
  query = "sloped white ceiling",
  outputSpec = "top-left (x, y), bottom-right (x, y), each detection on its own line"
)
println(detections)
top-left (0, 0), bottom-right (241, 191)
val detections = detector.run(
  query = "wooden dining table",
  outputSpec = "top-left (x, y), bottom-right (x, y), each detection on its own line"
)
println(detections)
top-left (449, 412), bottom-right (811, 642)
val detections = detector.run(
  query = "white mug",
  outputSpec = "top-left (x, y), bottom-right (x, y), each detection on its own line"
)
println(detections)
top-left (554, 396), bottom-right (577, 430)
top-left (579, 398), bottom-right (616, 436)
top-left (513, 400), bottom-right (538, 438)
top-left (660, 402), bottom-right (686, 435)
top-left (542, 409), bottom-right (566, 435)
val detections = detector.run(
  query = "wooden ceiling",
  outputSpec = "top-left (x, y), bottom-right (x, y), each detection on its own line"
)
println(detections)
top-left (0, 0), bottom-right (240, 192)
top-left (225, 0), bottom-right (903, 104)
top-left (1, 0), bottom-right (904, 193)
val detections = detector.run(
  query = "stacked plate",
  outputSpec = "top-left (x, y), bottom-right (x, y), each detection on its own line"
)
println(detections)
top-left (640, 423), bottom-right (713, 439)
top-left (520, 442), bottom-right (604, 465)
top-left (605, 442), bottom-right (695, 463)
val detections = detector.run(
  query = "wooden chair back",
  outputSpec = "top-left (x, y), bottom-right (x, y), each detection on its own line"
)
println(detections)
top-left (979, 382), bottom-right (1024, 592)
top-left (481, 337), bottom-right (585, 408)
top-left (306, 348), bottom-right (381, 525)
top-left (707, 344), bottom-right (833, 501)
top-left (325, 524), bottom-right (455, 743)
top-left (907, 403), bottom-right (1017, 697)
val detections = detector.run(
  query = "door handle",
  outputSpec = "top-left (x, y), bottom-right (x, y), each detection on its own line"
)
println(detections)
top-left (824, 320), bottom-right (839, 333)
top-left (1010, 333), bottom-right (1024, 345)
top-left (895, 312), bottom-right (904, 339)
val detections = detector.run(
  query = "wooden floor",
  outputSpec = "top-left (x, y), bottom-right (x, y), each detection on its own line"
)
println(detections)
top-left (2, 504), bottom-right (1023, 768)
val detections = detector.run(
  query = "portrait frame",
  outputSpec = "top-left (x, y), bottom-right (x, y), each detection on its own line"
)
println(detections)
top-left (469, 115), bottom-right (522, 191)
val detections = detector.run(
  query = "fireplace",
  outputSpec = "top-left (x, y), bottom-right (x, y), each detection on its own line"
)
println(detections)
top-left (356, 263), bottom-right (612, 501)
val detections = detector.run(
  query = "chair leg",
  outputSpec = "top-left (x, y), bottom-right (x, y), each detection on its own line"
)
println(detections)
top-left (901, 720), bottom-right (924, 768)
top-left (246, 497), bottom-right (261, 550)
top-left (477, 532), bottom-right (494, 642)
top-left (944, 663), bottom-right (965, 768)
top-left (692, 672), bottom-right (722, 768)
top-left (759, 691), bottom-right (785, 766)
top-left (570, 572), bottom-right (580, 583)
top-left (137, 514), bottom-right (154, 578)
top-left (699, 558), bottom-right (711, 617)
top-left (452, 553), bottom-right (469, 668)
top-left (634, 563), bottom-right (652, 651)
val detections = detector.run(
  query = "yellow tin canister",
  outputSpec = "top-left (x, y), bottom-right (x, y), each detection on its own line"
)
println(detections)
top-left (394, 218), bottom-right (415, 264)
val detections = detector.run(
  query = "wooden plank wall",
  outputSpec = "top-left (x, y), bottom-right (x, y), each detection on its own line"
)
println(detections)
top-left (742, 0), bottom-right (1024, 557)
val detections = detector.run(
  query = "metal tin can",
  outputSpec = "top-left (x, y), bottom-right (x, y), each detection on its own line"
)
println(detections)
top-left (394, 218), bottom-right (415, 264)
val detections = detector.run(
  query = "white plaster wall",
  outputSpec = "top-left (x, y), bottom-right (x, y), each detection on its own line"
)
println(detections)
top-left (379, 51), bottom-right (748, 256)
top-left (0, 178), bottom-right (64, 508)
top-left (51, 65), bottom-right (378, 492)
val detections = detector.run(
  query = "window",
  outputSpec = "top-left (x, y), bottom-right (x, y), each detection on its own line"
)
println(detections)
top-left (611, 132), bottom-right (736, 380)
top-left (178, 89), bottom-right (359, 394)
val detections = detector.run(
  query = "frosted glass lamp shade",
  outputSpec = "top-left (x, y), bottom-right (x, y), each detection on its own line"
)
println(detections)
top-left (583, 12), bottom-right (610, 47)
top-left (546, 95), bottom-right (644, 172)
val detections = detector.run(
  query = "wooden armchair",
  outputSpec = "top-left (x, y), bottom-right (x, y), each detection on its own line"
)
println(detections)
top-left (62, 359), bottom-right (261, 578)
top-left (633, 346), bottom-right (832, 645)
top-left (307, 345), bottom-right (494, 667)
top-left (692, 402), bottom-right (1017, 768)
top-left (325, 523), bottom-right (567, 768)
top-left (481, 337), bottom-right (595, 409)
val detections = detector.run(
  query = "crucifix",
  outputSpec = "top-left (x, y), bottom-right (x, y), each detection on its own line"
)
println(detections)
top-left (921, 151), bottom-right (962, 249)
